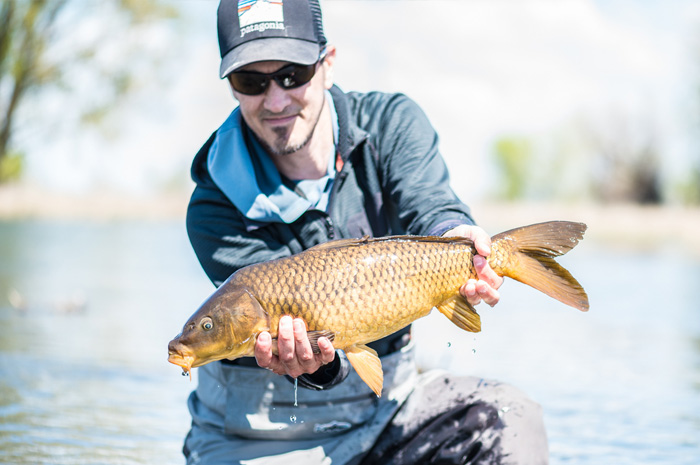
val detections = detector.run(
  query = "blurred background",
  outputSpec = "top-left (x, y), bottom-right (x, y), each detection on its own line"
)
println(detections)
top-left (0, 1), bottom-right (699, 464)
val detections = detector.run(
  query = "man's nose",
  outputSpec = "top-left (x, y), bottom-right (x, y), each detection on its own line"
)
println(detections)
top-left (262, 80), bottom-right (292, 113)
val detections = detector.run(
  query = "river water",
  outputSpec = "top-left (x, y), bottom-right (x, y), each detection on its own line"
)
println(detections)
top-left (0, 220), bottom-right (698, 464)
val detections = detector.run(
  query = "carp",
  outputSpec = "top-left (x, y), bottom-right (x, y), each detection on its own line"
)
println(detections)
top-left (168, 221), bottom-right (589, 396)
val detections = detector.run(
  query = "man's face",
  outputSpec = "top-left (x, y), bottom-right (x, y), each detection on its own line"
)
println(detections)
top-left (229, 47), bottom-right (335, 157)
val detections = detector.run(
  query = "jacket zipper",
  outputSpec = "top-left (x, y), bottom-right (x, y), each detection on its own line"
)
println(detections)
top-left (324, 215), bottom-right (335, 240)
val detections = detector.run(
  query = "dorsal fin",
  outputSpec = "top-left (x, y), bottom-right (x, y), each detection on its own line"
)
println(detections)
top-left (307, 236), bottom-right (372, 250)
top-left (308, 235), bottom-right (475, 252)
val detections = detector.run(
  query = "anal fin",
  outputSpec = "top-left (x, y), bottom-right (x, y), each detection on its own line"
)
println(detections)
top-left (436, 295), bottom-right (482, 332)
top-left (345, 344), bottom-right (384, 397)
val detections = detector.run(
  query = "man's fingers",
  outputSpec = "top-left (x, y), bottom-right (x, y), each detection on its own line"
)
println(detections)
top-left (442, 224), bottom-right (492, 258)
top-left (293, 318), bottom-right (315, 366)
top-left (277, 315), bottom-right (295, 363)
top-left (317, 336), bottom-right (336, 364)
top-left (474, 255), bottom-right (503, 289)
top-left (473, 235), bottom-right (491, 257)
top-left (254, 331), bottom-right (274, 367)
top-left (460, 280), bottom-right (481, 306)
top-left (460, 278), bottom-right (501, 307)
top-left (459, 225), bottom-right (491, 257)
top-left (255, 331), bottom-right (287, 375)
top-left (476, 280), bottom-right (500, 307)
top-left (257, 316), bottom-right (336, 378)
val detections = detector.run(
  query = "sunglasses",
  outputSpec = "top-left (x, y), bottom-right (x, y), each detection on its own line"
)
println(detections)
top-left (229, 51), bottom-right (327, 96)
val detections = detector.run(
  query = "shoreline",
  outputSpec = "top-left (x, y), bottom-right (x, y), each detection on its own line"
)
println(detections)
top-left (0, 184), bottom-right (191, 221)
top-left (2, 184), bottom-right (699, 255)
top-left (471, 201), bottom-right (700, 251)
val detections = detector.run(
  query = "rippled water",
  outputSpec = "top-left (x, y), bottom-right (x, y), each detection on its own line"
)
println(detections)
top-left (414, 241), bottom-right (700, 465)
top-left (1, 220), bottom-right (699, 464)
top-left (0, 220), bottom-right (212, 464)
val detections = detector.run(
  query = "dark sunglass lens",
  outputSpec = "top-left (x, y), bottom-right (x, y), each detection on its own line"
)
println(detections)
top-left (276, 64), bottom-right (316, 89)
top-left (230, 73), bottom-right (269, 95)
top-left (230, 62), bottom-right (318, 94)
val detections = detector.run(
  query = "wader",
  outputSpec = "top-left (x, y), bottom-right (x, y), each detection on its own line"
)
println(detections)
top-left (183, 344), bottom-right (548, 464)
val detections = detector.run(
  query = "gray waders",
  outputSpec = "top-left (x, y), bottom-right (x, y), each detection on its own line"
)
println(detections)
top-left (183, 344), bottom-right (548, 464)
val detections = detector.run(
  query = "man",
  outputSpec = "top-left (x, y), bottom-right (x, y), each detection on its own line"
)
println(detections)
top-left (182, 1), bottom-right (549, 463)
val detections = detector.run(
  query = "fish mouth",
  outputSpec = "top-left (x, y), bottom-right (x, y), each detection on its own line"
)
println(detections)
top-left (168, 348), bottom-right (195, 380)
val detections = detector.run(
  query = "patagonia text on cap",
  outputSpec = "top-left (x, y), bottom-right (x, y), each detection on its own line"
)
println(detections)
top-left (217, 0), bottom-right (327, 78)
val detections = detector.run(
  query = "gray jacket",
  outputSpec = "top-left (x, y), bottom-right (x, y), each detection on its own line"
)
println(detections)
top-left (187, 85), bottom-right (474, 284)
top-left (186, 85), bottom-right (474, 391)
top-left (187, 87), bottom-right (473, 438)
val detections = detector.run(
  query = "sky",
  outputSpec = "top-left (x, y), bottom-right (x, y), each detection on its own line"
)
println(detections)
top-left (19, 0), bottom-right (700, 202)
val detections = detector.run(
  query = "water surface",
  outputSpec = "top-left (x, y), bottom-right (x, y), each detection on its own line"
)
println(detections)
top-left (1, 220), bottom-right (698, 464)
top-left (0, 220), bottom-right (212, 464)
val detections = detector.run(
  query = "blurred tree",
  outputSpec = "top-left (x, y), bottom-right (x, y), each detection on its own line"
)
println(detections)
top-left (673, 165), bottom-right (700, 205)
top-left (490, 115), bottom-right (662, 205)
top-left (684, 31), bottom-right (700, 206)
top-left (491, 136), bottom-right (532, 201)
top-left (0, 0), bottom-right (178, 182)
top-left (585, 113), bottom-right (662, 204)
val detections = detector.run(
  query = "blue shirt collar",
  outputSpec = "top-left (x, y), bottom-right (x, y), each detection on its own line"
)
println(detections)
top-left (207, 90), bottom-right (338, 226)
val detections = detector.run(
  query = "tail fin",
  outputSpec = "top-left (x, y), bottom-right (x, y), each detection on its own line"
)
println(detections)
top-left (490, 221), bottom-right (589, 311)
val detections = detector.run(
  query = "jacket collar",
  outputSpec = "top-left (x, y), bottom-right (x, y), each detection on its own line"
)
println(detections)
top-left (330, 85), bottom-right (369, 163)
top-left (190, 86), bottom-right (367, 205)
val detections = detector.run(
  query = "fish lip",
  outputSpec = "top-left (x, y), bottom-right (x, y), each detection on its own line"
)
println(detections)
top-left (168, 349), bottom-right (195, 377)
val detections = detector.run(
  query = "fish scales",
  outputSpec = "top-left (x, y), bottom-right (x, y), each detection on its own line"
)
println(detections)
top-left (239, 238), bottom-right (476, 348)
top-left (168, 221), bottom-right (590, 396)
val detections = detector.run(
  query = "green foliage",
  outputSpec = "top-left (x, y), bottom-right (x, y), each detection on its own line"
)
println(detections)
top-left (492, 136), bottom-right (533, 201)
top-left (0, 151), bottom-right (23, 182)
top-left (0, 0), bottom-right (180, 183)
top-left (672, 165), bottom-right (700, 205)
top-left (489, 116), bottom-right (661, 205)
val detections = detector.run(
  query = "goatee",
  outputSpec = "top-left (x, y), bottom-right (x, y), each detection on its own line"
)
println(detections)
top-left (263, 126), bottom-right (315, 156)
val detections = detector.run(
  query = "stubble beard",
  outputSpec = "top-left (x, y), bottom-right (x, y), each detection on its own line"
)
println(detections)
top-left (263, 125), bottom-right (315, 156)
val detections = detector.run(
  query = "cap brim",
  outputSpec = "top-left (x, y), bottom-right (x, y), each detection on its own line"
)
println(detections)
top-left (219, 38), bottom-right (320, 78)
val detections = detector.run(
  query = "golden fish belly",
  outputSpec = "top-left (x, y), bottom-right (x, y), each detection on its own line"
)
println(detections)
top-left (242, 239), bottom-right (476, 348)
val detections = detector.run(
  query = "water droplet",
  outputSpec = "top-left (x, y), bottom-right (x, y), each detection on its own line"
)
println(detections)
top-left (290, 415), bottom-right (297, 423)
top-left (294, 378), bottom-right (298, 407)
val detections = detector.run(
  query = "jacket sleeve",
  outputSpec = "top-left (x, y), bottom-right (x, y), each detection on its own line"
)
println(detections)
top-left (374, 94), bottom-right (475, 236)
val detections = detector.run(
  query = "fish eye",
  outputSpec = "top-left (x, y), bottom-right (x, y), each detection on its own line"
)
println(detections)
top-left (201, 317), bottom-right (213, 331)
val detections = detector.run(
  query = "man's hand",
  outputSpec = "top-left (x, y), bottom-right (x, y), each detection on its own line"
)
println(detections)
top-left (443, 224), bottom-right (503, 307)
top-left (255, 315), bottom-right (336, 378)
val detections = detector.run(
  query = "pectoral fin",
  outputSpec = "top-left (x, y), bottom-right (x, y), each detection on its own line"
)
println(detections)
top-left (270, 330), bottom-right (335, 355)
top-left (344, 344), bottom-right (384, 397)
top-left (307, 330), bottom-right (335, 354)
top-left (436, 294), bottom-right (482, 332)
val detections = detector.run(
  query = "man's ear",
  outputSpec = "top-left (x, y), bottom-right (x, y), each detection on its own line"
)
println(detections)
top-left (322, 45), bottom-right (336, 90)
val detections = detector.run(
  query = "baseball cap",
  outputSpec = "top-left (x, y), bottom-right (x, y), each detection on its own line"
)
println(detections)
top-left (217, 0), bottom-right (327, 78)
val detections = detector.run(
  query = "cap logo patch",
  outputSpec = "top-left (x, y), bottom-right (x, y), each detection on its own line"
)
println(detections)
top-left (238, 0), bottom-right (284, 38)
